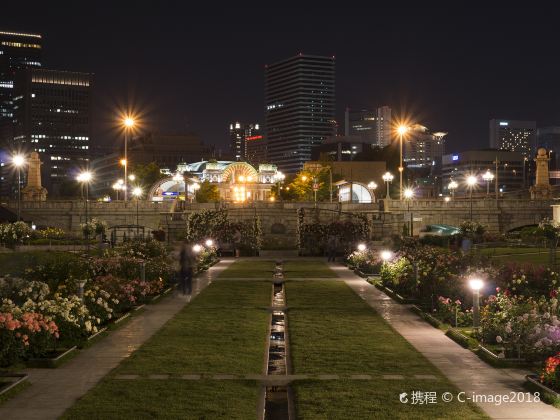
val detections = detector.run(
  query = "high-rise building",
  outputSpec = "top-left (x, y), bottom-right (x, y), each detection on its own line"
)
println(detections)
top-left (265, 54), bottom-right (335, 173)
top-left (245, 133), bottom-right (267, 165)
top-left (489, 119), bottom-right (536, 158)
top-left (0, 30), bottom-right (42, 124)
top-left (344, 106), bottom-right (392, 147)
top-left (229, 122), bottom-right (261, 161)
top-left (12, 68), bottom-right (92, 194)
top-left (403, 124), bottom-right (447, 168)
top-left (537, 126), bottom-right (560, 181)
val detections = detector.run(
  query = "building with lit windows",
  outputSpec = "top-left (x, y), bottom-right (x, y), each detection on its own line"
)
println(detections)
top-left (265, 54), bottom-right (335, 173)
top-left (229, 122), bottom-right (261, 161)
top-left (12, 68), bottom-right (92, 194)
top-left (344, 106), bottom-right (392, 147)
top-left (489, 119), bottom-right (536, 158)
top-left (537, 126), bottom-right (560, 179)
top-left (311, 135), bottom-right (364, 161)
top-left (245, 133), bottom-right (267, 165)
top-left (403, 124), bottom-right (447, 169)
top-left (0, 30), bottom-right (42, 124)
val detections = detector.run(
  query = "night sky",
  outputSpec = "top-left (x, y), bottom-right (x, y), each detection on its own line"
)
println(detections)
top-left (2, 3), bottom-right (558, 155)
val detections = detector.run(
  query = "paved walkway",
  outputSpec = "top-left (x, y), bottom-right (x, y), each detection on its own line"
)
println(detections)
top-left (0, 258), bottom-right (234, 420)
top-left (330, 263), bottom-right (560, 419)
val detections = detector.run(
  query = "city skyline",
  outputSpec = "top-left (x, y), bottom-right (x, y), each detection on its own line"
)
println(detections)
top-left (1, 4), bottom-right (558, 155)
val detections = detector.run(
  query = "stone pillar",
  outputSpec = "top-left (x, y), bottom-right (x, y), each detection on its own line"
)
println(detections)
top-left (22, 151), bottom-right (48, 201)
top-left (530, 148), bottom-right (553, 199)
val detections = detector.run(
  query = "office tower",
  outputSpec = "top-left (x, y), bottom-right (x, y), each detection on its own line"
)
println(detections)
top-left (12, 68), bottom-right (92, 194)
top-left (489, 119), bottom-right (536, 158)
top-left (0, 30), bottom-right (42, 123)
top-left (344, 106), bottom-right (392, 147)
top-left (229, 122), bottom-right (260, 161)
top-left (265, 54), bottom-right (335, 173)
top-left (403, 124), bottom-right (447, 168)
top-left (245, 132), bottom-right (267, 164)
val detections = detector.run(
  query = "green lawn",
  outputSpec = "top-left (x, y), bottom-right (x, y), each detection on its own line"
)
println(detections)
top-left (0, 251), bottom-right (79, 276)
top-left (286, 281), bottom-right (487, 418)
top-left (63, 281), bottom-right (270, 418)
top-left (218, 259), bottom-right (337, 279)
top-left (478, 247), bottom-right (557, 265)
top-left (62, 380), bottom-right (258, 420)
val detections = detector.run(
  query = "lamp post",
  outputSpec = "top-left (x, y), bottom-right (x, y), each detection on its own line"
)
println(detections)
top-left (192, 182), bottom-right (200, 203)
top-left (382, 172), bottom-right (394, 199)
top-left (12, 154), bottom-right (25, 221)
top-left (122, 117), bottom-right (135, 201)
top-left (275, 171), bottom-right (285, 202)
top-left (76, 171), bottom-right (92, 251)
top-left (466, 175), bottom-right (477, 221)
top-left (312, 176), bottom-right (318, 205)
top-left (367, 181), bottom-right (378, 203)
top-left (482, 170), bottom-right (494, 196)
top-left (469, 278), bottom-right (484, 329)
top-left (448, 180), bottom-right (458, 198)
top-left (132, 186), bottom-right (142, 237)
top-left (404, 188), bottom-right (414, 236)
top-left (380, 250), bottom-right (393, 263)
top-left (113, 179), bottom-right (124, 201)
top-left (397, 125), bottom-right (409, 201)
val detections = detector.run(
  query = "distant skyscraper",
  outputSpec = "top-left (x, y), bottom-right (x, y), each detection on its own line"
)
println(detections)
top-left (229, 122), bottom-right (261, 161)
top-left (12, 68), bottom-right (92, 194)
top-left (489, 119), bottom-right (536, 158)
top-left (0, 30), bottom-right (42, 123)
top-left (344, 106), bottom-right (392, 147)
top-left (537, 126), bottom-right (560, 175)
top-left (265, 54), bottom-right (335, 173)
top-left (403, 125), bottom-right (447, 168)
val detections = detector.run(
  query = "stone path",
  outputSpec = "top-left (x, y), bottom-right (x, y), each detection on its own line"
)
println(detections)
top-left (0, 259), bottom-right (234, 420)
top-left (330, 263), bottom-right (560, 419)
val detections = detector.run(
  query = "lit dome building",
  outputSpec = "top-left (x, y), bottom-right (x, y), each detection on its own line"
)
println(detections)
top-left (149, 161), bottom-right (280, 202)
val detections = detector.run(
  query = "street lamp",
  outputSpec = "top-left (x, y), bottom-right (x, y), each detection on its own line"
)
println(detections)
top-left (12, 154), bottom-right (25, 221)
top-left (275, 171), bottom-right (285, 201)
top-left (367, 181), bottom-right (378, 203)
top-left (404, 188), bottom-right (414, 236)
top-left (380, 250), bottom-right (393, 262)
top-left (192, 244), bottom-right (202, 253)
top-left (122, 116), bottom-right (135, 201)
top-left (397, 125), bottom-right (409, 201)
top-left (482, 170), bottom-right (494, 196)
top-left (448, 180), bottom-right (458, 198)
top-left (357, 243), bottom-right (366, 252)
top-left (205, 239), bottom-right (214, 247)
top-left (382, 172), bottom-right (394, 199)
top-left (113, 179), bottom-right (124, 201)
top-left (469, 278), bottom-right (484, 329)
top-left (76, 171), bottom-right (92, 251)
top-left (128, 174), bottom-right (136, 182)
top-left (466, 175), bottom-right (477, 221)
top-left (132, 186), bottom-right (142, 236)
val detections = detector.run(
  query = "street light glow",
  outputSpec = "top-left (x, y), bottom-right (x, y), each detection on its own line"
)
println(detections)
top-left (367, 181), bottom-right (378, 190)
top-left (120, 158), bottom-right (127, 166)
top-left (469, 278), bottom-right (484, 291)
top-left (128, 174), bottom-right (136, 181)
top-left (482, 170), bottom-right (494, 182)
top-left (132, 187), bottom-right (142, 197)
top-left (448, 180), bottom-right (458, 190)
top-left (76, 171), bottom-right (92, 183)
top-left (123, 117), bottom-right (135, 128)
top-left (382, 172), bottom-right (394, 182)
top-left (444, 196), bottom-right (451, 202)
top-left (301, 175), bottom-right (308, 182)
top-left (404, 188), bottom-right (414, 199)
top-left (192, 244), bottom-right (202, 253)
top-left (205, 239), bottom-right (214, 247)
top-left (466, 175), bottom-right (477, 187)
top-left (380, 250), bottom-right (393, 261)
top-left (12, 154), bottom-right (25, 167)
top-left (357, 243), bottom-right (366, 252)
top-left (397, 125), bottom-right (409, 136)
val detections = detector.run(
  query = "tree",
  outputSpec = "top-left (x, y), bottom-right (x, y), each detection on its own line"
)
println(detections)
top-left (131, 162), bottom-right (166, 187)
top-left (281, 166), bottom-right (343, 201)
top-left (195, 181), bottom-right (220, 203)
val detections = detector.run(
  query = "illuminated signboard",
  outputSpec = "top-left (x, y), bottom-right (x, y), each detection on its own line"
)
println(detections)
top-left (246, 135), bottom-right (263, 141)
top-left (452, 155), bottom-right (459, 161)
top-left (162, 192), bottom-right (179, 196)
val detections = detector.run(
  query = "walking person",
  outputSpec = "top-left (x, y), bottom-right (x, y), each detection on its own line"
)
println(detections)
top-left (179, 243), bottom-right (196, 296)
top-left (327, 234), bottom-right (338, 262)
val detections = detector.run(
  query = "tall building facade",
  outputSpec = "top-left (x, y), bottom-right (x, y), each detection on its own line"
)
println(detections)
top-left (403, 124), bottom-right (447, 168)
top-left (489, 119), bottom-right (536, 158)
top-left (229, 122), bottom-right (261, 161)
top-left (12, 68), bottom-right (92, 194)
top-left (344, 106), bottom-right (392, 147)
top-left (0, 30), bottom-right (42, 123)
top-left (265, 54), bottom-right (335, 173)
